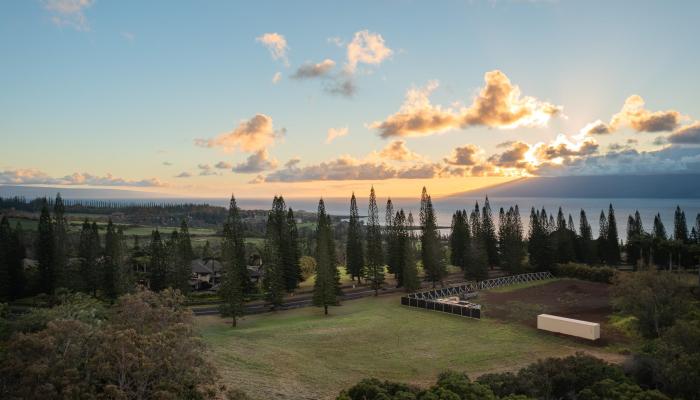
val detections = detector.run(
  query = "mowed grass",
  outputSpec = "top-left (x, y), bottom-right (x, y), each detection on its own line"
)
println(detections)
top-left (196, 293), bottom-right (617, 400)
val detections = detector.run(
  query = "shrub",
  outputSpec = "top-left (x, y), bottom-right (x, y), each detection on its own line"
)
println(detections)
top-left (553, 263), bottom-right (616, 283)
top-left (300, 255), bottom-right (317, 280)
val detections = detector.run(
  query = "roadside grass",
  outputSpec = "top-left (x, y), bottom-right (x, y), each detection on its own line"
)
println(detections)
top-left (197, 293), bottom-right (620, 400)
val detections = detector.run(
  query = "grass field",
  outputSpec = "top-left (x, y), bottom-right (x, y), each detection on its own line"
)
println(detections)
top-left (196, 289), bottom-right (623, 400)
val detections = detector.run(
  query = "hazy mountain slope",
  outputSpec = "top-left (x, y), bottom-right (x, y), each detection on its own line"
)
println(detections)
top-left (448, 174), bottom-right (700, 199)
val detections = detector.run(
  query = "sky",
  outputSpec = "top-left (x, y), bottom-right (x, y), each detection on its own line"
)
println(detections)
top-left (1, 0), bottom-right (700, 198)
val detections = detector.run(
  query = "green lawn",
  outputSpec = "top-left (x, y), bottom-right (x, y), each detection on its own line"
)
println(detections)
top-left (196, 293), bottom-right (621, 400)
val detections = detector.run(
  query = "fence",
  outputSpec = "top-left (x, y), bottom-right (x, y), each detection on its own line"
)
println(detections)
top-left (401, 271), bottom-right (554, 319)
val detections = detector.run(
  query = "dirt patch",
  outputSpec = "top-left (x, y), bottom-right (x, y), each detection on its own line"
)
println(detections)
top-left (480, 279), bottom-right (629, 346)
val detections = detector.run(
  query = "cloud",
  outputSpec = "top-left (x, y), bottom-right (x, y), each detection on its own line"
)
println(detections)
top-left (534, 146), bottom-right (700, 176)
top-left (291, 59), bottom-right (336, 79)
top-left (0, 169), bottom-right (165, 187)
top-left (263, 156), bottom-right (440, 182)
top-left (256, 32), bottom-right (289, 66)
top-left (0, 169), bottom-right (59, 185)
top-left (284, 157), bottom-right (301, 168)
top-left (175, 172), bottom-right (192, 178)
top-left (43, 0), bottom-right (94, 31)
top-left (462, 70), bottom-right (562, 129)
top-left (534, 134), bottom-right (599, 161)
top-left (479, 133), bottom-right (599, 176)
top-left (215, 161), bottom-right (232, 169)
top-left (396, 163), bottom-right (441, 179)
top-left (488, 141), bottom-right (532, 169)
top-left (370, 80), bottom-right (459, 138)
top-left (272, 72), bottom-right (282, 84)
top-left (197, 164), bottom-right (219, 176)
top-left (379, 140), bottom-right (422, 161)
top-left (610, 95), bottom-right (682, 132)
top-left (326, 126), bottom-right (349, 144)
top-left (668, 121), bottom-right (700, 144)
top-left (249, 175), bottom-right (265, 184)
top-left (371, 71), bottom-right (562, 138)
top-left (444, 144), bottom-right (483, 166)
top-left (346, 30), bottom-right (393, 73)
top-left (194, 114), bottom-right (283, 153)
top-left (327, 37), bottom-right (344, 47)
top-left (580, 119), bottom-right (611, 135)
top-left (324, 75), bottom-right (357, 97)
top-left (232, 150), bottom-right (279, 173)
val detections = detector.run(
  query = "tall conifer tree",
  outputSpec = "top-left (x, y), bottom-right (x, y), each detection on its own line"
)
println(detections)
top-left (606, 204), bottom-right (621, 265)
top-left (263, 198), bottom-right (286, 308)
top-left (0, 216), bottom-right (11, 300)
top-left (481, 196), bottom-right (499, 267)
top-left (148, 229), bottom-right (168, 292)
top-left (364, 187), bottom-right (385, 295)
top-left (53, 193), bottom-right (68, 288)
top-left (420, 187), bottom-right (446, 286)
top-left (345, 193), bottom-right (364, 283)
top-left (313, 199), bottom-right (342, 315)
top-left (385, 198), bottom-right (398, 278)
top-left (220, 195), bottom-right (249, 325)
top-left (36, 199), bottom-right (55, 294)
top-left (171, 219), bottom-right (194, 294)
top-left (102, 219), bottom-right (123, 300)
top-left (403, 211), bottom-right (421, 292)
top-left (287, 208), bottom-right (302, 284)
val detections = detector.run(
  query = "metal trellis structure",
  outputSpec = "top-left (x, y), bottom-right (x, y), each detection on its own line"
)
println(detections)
top-left (400, 272), bottom-right (554, 320)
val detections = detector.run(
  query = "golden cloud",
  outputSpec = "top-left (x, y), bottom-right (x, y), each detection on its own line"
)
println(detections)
top-left (194, 114), bottom-right (283, 153)
top-left (326, 126), bottom-right (349, 144)
top-left (256, 32), bottom-right (289, 65)
top-left (610, 95), bottom-right (682, 132)
top-left (379, 140), bottom-right (422, 161)
top-left (346, 30), bottom-right (393, 72)
top-left (371, 71), bottom-right (562, 138)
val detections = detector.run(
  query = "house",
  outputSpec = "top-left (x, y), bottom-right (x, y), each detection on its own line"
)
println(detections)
top-left (190, 258), bottom-right (223, 290)
top-left (190, 258), bottom-right (264, 291)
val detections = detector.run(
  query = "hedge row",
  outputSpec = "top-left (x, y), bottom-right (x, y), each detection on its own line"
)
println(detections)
top-left (552, 263), bottom-right (616, 283)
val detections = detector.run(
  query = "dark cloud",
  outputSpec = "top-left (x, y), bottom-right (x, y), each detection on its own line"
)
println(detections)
top-left (444, 144), bottom-right (482, 166)
top-left (232, 150), bottom-right (278, 173)
top-left (291, 59), bottom-right (335, 79)
top-left (668, 121), bottom-right (700, 144)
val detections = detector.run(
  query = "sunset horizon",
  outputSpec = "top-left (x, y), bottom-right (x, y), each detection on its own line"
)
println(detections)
top-left (3, 1), bottom-right (700, 199)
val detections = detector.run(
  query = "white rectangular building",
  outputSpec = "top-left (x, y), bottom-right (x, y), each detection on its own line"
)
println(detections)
top-left (537, 314), bottom-right (600, 340)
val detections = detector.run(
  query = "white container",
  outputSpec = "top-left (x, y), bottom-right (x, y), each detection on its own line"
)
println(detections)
top-left (537, 314), bottom-right (600, 340)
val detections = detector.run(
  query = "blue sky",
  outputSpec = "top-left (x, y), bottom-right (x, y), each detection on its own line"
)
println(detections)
top-left (1, 0), bottom-right (699, 197)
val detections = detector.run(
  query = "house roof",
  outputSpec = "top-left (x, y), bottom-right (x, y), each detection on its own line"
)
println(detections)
top-left (191, 260), bottom-right (212, 274)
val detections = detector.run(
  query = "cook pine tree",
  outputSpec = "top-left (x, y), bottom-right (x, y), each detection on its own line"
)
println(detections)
top-left (219, 195), bottom-right (249, 326)
top-left (345, 193), bottom-right (364, 284)
top-left (313, 199), bottom-right (342, 315)
top-left (364, 187), bottom-right (385, 295)
top-left (420, 187), bottom-right (446, 287)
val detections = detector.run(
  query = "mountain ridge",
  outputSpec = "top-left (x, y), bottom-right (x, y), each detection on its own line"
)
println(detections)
top-left (447, 174), bottom-right (700, 199)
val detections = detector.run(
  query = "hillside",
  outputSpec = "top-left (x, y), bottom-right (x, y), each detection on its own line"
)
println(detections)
top-left (448, 174), bottom-right (700, 199)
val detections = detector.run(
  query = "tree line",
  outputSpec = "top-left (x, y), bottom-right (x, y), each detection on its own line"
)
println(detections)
top-left (449, 199), bottom-right (700, 280)
top-left (0, 194), bottom-right (197, 302)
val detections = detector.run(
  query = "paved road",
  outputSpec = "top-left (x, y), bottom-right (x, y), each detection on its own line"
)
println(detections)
top-left (191, 275), bottom-right (485, 316)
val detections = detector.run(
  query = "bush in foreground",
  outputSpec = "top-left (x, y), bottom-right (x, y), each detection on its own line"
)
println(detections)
top-left (338, 354), bottom-right (668, 400)
top-left (0, 288), bottom-right (246, 399)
